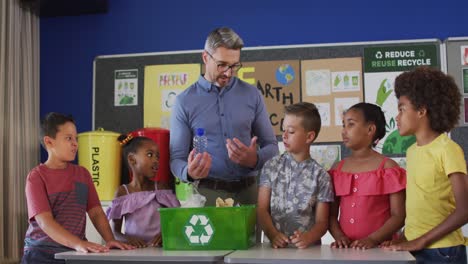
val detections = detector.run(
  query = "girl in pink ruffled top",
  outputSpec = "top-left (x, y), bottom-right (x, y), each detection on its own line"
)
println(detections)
top-left (328, 103), bottom-right (406, 250)
top-left (107, 135), bottom-right (180, 248)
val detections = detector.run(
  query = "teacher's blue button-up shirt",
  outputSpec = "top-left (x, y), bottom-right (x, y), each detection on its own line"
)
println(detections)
top-left (170, 75), bottom-right (278, 182)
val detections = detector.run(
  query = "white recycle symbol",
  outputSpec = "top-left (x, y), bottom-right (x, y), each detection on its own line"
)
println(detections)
top-left (375, 51), bottom-right (383, 59)
top-left (184, 214), bottom-right (214, 245)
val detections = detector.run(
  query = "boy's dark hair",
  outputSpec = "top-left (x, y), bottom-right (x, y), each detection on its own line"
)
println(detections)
top-left (395, 67), bottom-right (461, 133)
top-left (348, 103), bottom-right (386, 147)
top-left (118, 135), bottom-right (155, 168)
top-left (284, 102), bottom-right (321, 138)
top-left (40, 112), bottom-right (75, 148)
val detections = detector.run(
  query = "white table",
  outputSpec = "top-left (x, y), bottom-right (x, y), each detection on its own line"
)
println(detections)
top-left (224, 244), bottom-right (416, 263)
top-left (55, 247), bottom-right (232, 264)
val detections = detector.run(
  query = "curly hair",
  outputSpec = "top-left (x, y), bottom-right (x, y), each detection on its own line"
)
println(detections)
top-left (394, 67), bottom-right (461, 133)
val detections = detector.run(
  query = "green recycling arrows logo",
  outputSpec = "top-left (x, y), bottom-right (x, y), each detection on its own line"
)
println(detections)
top-left (184, 214), bottom-right (215, 245)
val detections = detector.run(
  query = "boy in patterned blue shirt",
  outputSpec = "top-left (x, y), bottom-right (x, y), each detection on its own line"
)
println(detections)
top-left (257, 102), bottom-right (334, 249)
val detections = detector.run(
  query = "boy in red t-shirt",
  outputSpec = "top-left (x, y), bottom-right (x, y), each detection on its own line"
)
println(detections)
top-left (21, 113), bottom-right (133, 264)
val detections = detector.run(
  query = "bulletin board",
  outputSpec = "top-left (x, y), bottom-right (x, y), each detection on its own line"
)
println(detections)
top-left (94, 39), bottom-right (442, 163)
top-left (445, 37), bottom-right (468, 160)
top-left (301, 57), bottom-right (363, 142)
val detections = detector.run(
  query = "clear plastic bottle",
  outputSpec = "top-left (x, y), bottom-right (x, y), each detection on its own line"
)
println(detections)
top-left (193, 128), bottom-right (207, 156)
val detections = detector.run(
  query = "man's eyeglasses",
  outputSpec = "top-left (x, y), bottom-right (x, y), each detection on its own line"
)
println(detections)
top-left (205, 50), bottom-right (242, 73)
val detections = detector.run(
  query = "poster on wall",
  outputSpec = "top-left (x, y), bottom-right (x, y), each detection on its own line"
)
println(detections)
top-left (465, 98), bottom-right (468, 124)
top-left (301, 58), bottom-right (363, 142)
top-left (391, 157), bottom-right (407, 169)
top-left (278, 141), bottom-right (285, 154)
top-left (144, 64), bottom-right (200, 128)
top-left (463, 68), bottom-right (468, 94)
top-left (461, 45), bottom-right (468, 65)
top-left (364, 44), bottom-right (439, 155)
top-left (238, 60), bottom-right (300, 135)
top-left (310, 145), bottom-right (341, 170)
top-left (114, 69), bottom-right (138, 106)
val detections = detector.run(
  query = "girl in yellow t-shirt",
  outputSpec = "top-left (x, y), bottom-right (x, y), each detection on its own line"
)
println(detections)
top-left (384, 67), bottom-right (468, 264)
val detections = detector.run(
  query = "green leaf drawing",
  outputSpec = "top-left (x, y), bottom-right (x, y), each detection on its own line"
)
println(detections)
top-left (376, 79), bottom-right (393, 107)
top-left (334, 75), bottom-right (341, 87)
top-left (119, 96), bottom-right (134, 105)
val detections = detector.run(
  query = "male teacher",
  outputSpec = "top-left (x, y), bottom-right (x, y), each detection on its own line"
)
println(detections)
top-left (170, 27), bottom-right (278, 205)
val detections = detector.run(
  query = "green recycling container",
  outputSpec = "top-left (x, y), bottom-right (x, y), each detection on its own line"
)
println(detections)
top-left (159, 205), bottom-right (256, 250)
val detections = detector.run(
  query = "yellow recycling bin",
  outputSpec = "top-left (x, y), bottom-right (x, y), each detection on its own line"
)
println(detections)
top-left (78, 128), bottom-right (121, 201)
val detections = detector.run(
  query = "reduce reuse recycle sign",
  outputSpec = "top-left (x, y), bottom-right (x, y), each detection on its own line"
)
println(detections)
top-left (184, 214), bottom-right (215, 245)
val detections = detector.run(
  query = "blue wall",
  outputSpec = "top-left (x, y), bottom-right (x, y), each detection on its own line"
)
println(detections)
top-left (40, 0), bottom-right (467, 134)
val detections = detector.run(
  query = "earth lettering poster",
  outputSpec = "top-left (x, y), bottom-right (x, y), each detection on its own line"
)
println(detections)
top-left (238, 60), bottom-right (300, 135)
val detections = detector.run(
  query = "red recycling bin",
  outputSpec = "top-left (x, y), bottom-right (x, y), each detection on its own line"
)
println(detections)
top-left (130, 128), bottom-right (170, 183)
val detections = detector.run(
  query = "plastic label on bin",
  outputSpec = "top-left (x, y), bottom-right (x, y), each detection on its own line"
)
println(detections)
top-left (184, 214), bottom-right (215, 245)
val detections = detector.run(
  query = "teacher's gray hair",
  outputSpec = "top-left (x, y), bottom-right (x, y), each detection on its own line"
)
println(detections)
top-left (204, 27), bottom-right (244, 53)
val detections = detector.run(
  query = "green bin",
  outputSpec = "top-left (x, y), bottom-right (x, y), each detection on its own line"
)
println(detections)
top-left (159, 205), bottom-right (256, 250)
